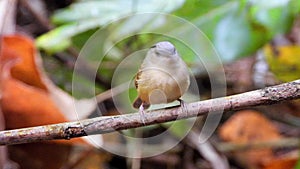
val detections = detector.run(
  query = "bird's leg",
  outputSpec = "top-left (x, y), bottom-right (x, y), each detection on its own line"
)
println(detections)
top-left (177, 99), bottom-right (188, 118)
top-left (139, 103), bottom-right (146, 124)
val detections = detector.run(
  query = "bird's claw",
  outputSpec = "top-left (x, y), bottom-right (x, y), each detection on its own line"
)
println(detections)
top-left (139, 104), bottom-right (146, 124)
top-left (178, 99), bottom-right (188, 118)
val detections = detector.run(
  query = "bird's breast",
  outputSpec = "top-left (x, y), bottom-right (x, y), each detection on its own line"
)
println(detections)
top-left (136, 67), bottom-right (189, 105)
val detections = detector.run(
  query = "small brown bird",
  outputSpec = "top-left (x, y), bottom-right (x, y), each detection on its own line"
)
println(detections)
top-left (133, 41), bottom-right (190, 123)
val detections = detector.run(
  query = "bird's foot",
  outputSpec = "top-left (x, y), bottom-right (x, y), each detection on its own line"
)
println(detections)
top-left (139, 104), bottom-right (146, 124)
top-left (178, 99), bottom-right (188, 118)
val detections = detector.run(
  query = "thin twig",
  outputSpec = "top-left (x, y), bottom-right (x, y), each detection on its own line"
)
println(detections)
top-left (19, 0), bottom-right (52, 31)
top-left (96, 81), bottom-right (130, 103)
top-left (0, 80), bottom-right (300, 146)
top-left (0, 0), bottom-right (16, 35)
top-left (217, 137), bottom-right (300, 152)
top-left (188, 131), bottom-right (229, 169)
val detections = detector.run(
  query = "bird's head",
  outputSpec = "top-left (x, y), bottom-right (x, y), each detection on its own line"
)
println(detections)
top-left (151, 41), bottom-right (177, 57)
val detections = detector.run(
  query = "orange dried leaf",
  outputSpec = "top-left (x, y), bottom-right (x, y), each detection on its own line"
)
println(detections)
top-left (0, 34), bottom-right (87, 144)
top-left (0, 34), bottom-right (101, 169)
top-left (0, 35), bottom-right (67, 128)
top-left (263, 153), bottom-right (298, 169)
top-left (219, 110), bottom-right (281, 168)
top-left (1, 73), bottom-right (67, 129)
top-left (219, 110), bottom-right (281, 142)
top-left (1, 35), bottom-right (47, 90)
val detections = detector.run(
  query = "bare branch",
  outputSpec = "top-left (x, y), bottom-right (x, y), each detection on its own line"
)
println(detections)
top-left (0, 79), bottom-right (300, 145)
top-left (188, 131), bottom-right (230, 169)
top-left (218, 137), bottom-right (300, 152)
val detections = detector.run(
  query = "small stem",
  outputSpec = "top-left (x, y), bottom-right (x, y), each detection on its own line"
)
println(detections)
top-left (217, 137), bottom-right (300, 152)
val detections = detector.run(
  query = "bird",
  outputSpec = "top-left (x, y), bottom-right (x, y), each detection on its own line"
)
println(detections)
top-left (133, 41), bottom-right (190, 123)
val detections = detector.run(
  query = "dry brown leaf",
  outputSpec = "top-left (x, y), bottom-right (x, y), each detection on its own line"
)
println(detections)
top-left (1, 69), bottom-right (69, 129)
top-left (0, 34), bottom-right (106, 169)
top-left (263, 151), bottom-right (298, 169)
top-left (219, 110), bottom-right (281, 168)
top-left (0, 35), bottom-right (78, 135)
top-left (1, 34), bottom-right (96, 121)
top-left (1, 35), bottom-right (47, 89)
top-left (0, 35), bottom-right (94, 142)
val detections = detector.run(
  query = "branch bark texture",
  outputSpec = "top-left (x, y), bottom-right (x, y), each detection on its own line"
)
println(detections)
top-left (1, 80), bottom-right (300, 145)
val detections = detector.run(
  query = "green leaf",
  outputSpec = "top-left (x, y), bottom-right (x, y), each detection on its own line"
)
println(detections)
top-left (51, 1), bottom-right (132, 24)
top-left (290, 0), bottom-right (300, 14)
top-left (53, 0), bottom-right (185, 24)
top-left (71, 28), bottom-right (99, 50)
top-left (38, 0), bottom-right (185, 53)
top-left (251, 6), bottom-right (294, 36)
top-left (36, 25), bottom-right (72, 53)
top-left (36, 20), bottom-right (103, 53)
top-left (214, 10), bottom-right (251, 62)
top-left (193, 1), bottom-right (240, 40)
top-left (162, 119), bottom-right (191, 138)
top-left (173, 0), bottom-right (230, 20)
top-left (249, 0), bottom-right (298, 36)
top-left (295, 153), bottom-right (300, 169)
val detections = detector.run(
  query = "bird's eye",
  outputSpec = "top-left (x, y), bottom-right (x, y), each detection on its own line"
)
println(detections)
top-left (173, 48), bottom-right (176, 54)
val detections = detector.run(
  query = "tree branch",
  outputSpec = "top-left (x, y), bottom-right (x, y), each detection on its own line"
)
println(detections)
top-left (1, 80), bottom-right (300, 145)
top-left (218, 137), bottom-right (300, 152)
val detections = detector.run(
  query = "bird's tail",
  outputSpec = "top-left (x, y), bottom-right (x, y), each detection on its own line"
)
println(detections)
top-left (133, 97), bottom-right (150, 109)
top-left (133, 97), bottom-right (142, 109)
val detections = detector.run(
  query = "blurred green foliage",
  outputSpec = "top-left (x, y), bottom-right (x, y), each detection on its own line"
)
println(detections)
top-left (37, 0), bottom-right (300, 61)
top-left (39, 0), bottom-right (300, 93)
top-left (39, 0), bottom-right (300, 138)
top-left (296, 158), bottom-right (300, 169)
top-left (264, 44), bottom-right (300, 82)
top-left (38, 0), bottom-right (300, 102)
top-left (37, 0), bottom-right (185, 53)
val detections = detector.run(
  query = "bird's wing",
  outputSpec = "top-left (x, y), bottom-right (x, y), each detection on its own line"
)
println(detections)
top-left (135, 61), bottom-right (146, 89)
top-left (134, 70), bottom-right (142, 89)
top-left (133, 69), bottom-right (151, 109)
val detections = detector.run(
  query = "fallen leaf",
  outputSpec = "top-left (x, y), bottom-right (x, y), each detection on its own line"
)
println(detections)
top-left (264, 43), bottom-right (300, 82)
top-left (0, 35), bottom-right (79, 134)
top-left (0, 34), bottom-right (97, 140)
top-left (262, 151), bottom-right (298, 169)
top-left (1, 35), bottom-right (47, 90)
top-left (219, 110), bottom-right (281, 168)
top-left (0, 34), bottom-right (104, 169)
